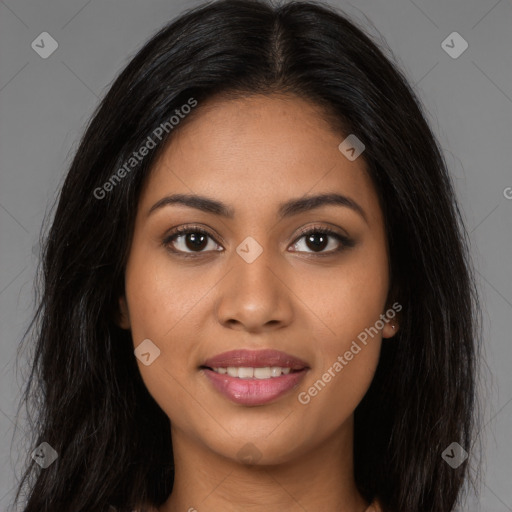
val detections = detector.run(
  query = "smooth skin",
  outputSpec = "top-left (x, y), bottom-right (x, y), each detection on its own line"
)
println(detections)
top-left (118, 94), bottom-right (397, 512)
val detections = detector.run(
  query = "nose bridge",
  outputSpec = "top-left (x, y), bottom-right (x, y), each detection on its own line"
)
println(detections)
top-left (235, 237), bottom-right (278, 293)
top-left (214, 234), bottom-right (293, 330)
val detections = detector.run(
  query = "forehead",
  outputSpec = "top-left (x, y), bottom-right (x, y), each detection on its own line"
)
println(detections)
top-left (140, 94), bottom-right (381, 225)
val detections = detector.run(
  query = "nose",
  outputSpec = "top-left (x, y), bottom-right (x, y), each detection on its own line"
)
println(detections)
top-left (214, 244), bottom-right (294, 333)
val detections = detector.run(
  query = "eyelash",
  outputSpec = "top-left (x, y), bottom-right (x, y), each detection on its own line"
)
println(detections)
top-left (162, 224), bottom-right (355, 259)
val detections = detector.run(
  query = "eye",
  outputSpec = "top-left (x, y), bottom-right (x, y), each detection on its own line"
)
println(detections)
top-left (290, 226), bottom-right (354, 255)
top-left (163, 225), bottom-right (222, 256)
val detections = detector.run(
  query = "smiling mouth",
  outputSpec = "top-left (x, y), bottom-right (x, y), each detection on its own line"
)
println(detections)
top-left (199, 348), bottom-right (310, 405)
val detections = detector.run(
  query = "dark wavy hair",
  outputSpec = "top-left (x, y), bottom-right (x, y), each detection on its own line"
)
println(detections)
top-left (12, 0), bottom-right (483, 511)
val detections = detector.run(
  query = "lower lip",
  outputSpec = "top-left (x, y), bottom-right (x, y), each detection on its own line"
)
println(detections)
top-left (201, 368), bottom-right (308, 406)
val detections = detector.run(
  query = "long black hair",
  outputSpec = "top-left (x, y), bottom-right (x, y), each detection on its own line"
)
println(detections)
top-left (13, 1), bottom-right (483, 510)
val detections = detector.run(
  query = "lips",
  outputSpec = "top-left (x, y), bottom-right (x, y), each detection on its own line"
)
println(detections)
top-left (200, 349), bottom-right (310, 406)
top-left (201, 349), bottom-right (309, 370)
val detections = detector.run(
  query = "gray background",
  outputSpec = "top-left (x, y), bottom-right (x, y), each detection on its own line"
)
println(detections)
top-left (0, 0), bottom-right (511, 510)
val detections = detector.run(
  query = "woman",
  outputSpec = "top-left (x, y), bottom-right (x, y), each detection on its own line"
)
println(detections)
top-left (14, 0), bottom-right (482, 511)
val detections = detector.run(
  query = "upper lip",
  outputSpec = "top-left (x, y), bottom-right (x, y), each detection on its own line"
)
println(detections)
top-left (202, 349), bottom-right (309, 370)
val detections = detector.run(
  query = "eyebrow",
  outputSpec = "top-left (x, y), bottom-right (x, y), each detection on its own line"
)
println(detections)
top-left (148, 192), bottom-right (368, 224)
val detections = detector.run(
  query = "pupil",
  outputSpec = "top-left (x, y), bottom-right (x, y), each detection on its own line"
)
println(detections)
top-left (307, 233), bottom-right (327, 251)
top-left (186, 233), bottom-right (207, 251)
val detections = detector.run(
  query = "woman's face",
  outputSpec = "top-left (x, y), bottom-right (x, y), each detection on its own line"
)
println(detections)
top-left (119, 94), bottom-right (397, 465)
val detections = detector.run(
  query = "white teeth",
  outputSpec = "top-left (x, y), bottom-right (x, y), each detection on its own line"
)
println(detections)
top-left (238, 367), bottom-right (254, 379)
top-left (271, 366), bottom-right (290, 377)
top-left (212, 366), bottom-right (294, 379)
top-left (227, 367), bottom-right (238, 377)
top-left (254, 367), bottom-right (271, 379)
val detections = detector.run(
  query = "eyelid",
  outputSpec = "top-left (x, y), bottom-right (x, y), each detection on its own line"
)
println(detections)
top-left (293, 223), bottom-right (350, 242)
top-left (165, 224), bottom-right (221, 243)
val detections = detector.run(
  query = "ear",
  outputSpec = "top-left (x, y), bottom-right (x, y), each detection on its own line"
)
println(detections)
top-left (116, 295), bottom-right (131, 330)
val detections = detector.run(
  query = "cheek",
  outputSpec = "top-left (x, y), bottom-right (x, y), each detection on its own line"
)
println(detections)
top-left (124, 241), bottom-right (205, 343)
top-left (122, 251), bottom-right (177, 393)
top-left (126, 286), bottom-right (193, 424)
top-left (295, 239), bottom-right (387, 414)
top-left (297, 286), bottom-right (386, 435)
top-left (295, 344), bottom-right (380, 444)
top-left (300, 240), bottom-right (389, 350)
top-left (124, 245), bottom-right (218, 422)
